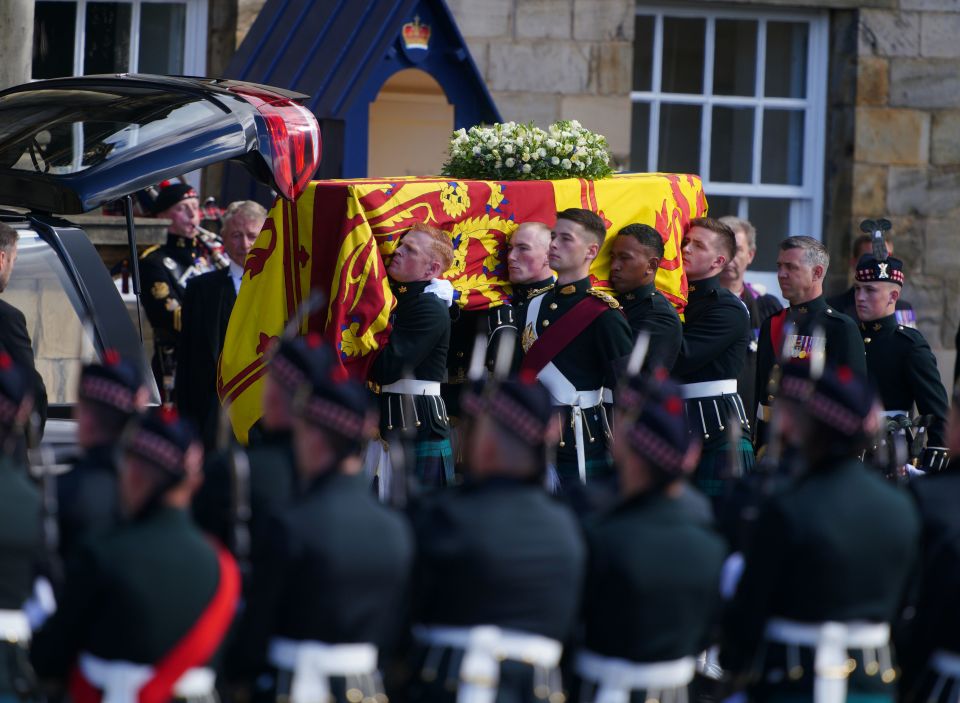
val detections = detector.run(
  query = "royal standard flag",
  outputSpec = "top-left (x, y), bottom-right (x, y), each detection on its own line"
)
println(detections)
top-left (219, 173), bottom-right (707, 442)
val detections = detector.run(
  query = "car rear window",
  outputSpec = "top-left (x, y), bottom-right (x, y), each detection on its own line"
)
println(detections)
top-left (0, 88), bottom-right (222, 176)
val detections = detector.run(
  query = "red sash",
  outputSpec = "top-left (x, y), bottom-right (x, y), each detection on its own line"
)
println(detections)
top-left (69, 542), bottom-right (240, 703)
top-left (769, 309), bottom-right (788, 357)
top-left (520, 296), bottom-right (610, 376)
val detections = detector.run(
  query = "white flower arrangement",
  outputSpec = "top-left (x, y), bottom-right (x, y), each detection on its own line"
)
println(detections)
top-left (441, 120), bottom-right (614, 181)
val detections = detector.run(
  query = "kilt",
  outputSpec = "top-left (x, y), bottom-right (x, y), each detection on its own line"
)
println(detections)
top-left (694, 435), bottom-right (755, 498)
top-left (415, 438), bottom-right (455, 488)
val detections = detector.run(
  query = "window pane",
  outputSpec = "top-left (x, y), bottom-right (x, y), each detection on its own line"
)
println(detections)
top-left (634, 15), bottom-right (654, 91)
top-left (630, 102), bottom-right (650, 172)
top-left (84, 2), bottom-right (131, 74)
top-left (705, 195), bottom-right (738, 220)
top-left (33, 2), bottom-right (77, 78)
top-left (765, 22), bottom-right (808, 98)
top-left (139, 3), bottom-right (186, 74)
top-left (713, 19), bottom-right (757, 96)
top-left (662, 17), bottom-right (705, 94)
top-left (761, 109), bottom-right (804, 185)
top-left (748, 197), bottom-right (792, 270)
top-left (710, 107), bottom-right (753, 183)
top-left (658, 104), bottom-right (701, 175)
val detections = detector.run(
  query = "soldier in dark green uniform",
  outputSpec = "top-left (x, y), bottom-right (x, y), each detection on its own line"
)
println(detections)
top-left (32, 408), bottom-right (240, 703)
top-left (408, 374), bottom-right (586, 703)
top-left (370, 222), bottom-right (455, 489)
top-left (852, 253), bottom-right (949, 471)
top-left (139, 183), bottom-right (226, 401)
top-left (577, 369), bottom-right (726, 703)
top-left (722, 365), bottom-right (920, 703)
top-left (57, 351), bottom-right (146, 563)
top-left (672, 217), bottom-right (753, 500)
top-left (900, 388), bottom-right (960, 702)
top-left (0, 353), bottom-right (41, 703)
top-left (608, 223), bottom-right (682, 370)
top-left (229, 337), bottom-right (414, 703)
top-left (517, 208), bottom-right (633, 501)
top-left (755, 236), bottom-right (866, 450)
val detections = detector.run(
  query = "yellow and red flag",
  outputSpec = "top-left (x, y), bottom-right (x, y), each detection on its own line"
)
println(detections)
top-left (219, 173), bottom-right (706, 442)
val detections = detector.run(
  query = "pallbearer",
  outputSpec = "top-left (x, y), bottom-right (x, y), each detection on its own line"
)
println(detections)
top-left (230, 337), bottom-right (414, 703)
top-left (722, 365), bottom-right (919, 703)
top-left (408, 373), bottom-right (586, 703)
top-left (577, 368), bottom-right (726, 703)
top-left (32, 408), bottom-right (240, 703)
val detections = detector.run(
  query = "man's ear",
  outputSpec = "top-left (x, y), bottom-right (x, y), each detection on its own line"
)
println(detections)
top-left (812, 264), bottom-right (825, 282)
top-left (585, 241), bottom-right (600, 263)
top-left (648, 256), bottom-right (661, 277)
top-left (426, 261), bottom-right (442, 279)
top-left (747, 247), bottom-right (757, 266)
top-left (890, 287), bottom-right (901, 305)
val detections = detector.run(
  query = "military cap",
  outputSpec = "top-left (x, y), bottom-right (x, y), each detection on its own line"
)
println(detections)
top-left (777, 360), bottom-right (815, 405)
top-left (292, 335), bottom-right (372, 440)
top-left (807, 365), bottom-right (879, 438)
top-left (855, 253), bottom-right (905, 287)
top-left (124, 407), bottom-right (198, 477)
top-left (151, 182), bottom-right (199, 215)
top-left (269, 335), bottom-right (319, 395)
top-left (618, 368), bottom-right (694, 476)
top-left (461, 372), bottom-right (554, 446)
top-left (79, 349), bottom-right (143, 415)
top-left (0, 351), bottom-right (31, 426)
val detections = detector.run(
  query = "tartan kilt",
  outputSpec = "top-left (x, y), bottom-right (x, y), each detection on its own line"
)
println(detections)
top-left (414, 438), bottom-right (455, 488)
top-left (694, 435), bottom-right (755, 498)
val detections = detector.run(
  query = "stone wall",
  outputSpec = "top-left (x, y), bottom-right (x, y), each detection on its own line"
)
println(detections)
top-left (446, 0), bottom-right (635, 167)
top-left (850, 1), bottom-right (960, 378)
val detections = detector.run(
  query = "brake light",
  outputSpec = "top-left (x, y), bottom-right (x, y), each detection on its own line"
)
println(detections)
top-left (229, 86), bottom-right (321, 201)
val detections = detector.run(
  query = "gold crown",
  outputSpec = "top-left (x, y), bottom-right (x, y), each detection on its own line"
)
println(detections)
top-left (402, 16), bottom-right (431, 50)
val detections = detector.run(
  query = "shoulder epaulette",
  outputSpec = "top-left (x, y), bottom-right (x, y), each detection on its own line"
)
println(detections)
top-left (587, 288), bottom-right (620, 309)
top-left (139, 244), bottom-right (161, 260)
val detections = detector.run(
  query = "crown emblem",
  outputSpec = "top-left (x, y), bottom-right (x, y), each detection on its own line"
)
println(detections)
top-left (402, 16), bottom-right (431, 51)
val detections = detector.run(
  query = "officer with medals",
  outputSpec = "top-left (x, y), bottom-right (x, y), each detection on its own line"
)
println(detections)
top-left (32, 408), bottom-right (240, 703)
top-left (608, 223), bottom-right (682, 370)
top-left (755, 236), bottom-right (866, 450)
top-left (719, 216), bottom-right (784, 427)
top-left (853, 250), bottom-right (949, 472)
top-left (140, 183), bottom-right (226, 402)
top-left (370, 222), bottom-right (455, 488)
top-left (721, 364), bottom-right (920, 703)
top-left (408, 373), bottom-right (585, 703)
top-left (57, 351), bottom-right (147, 563)
top-left (0, 353), bottom-right (41, 703)
top-left (229, 337), bottom-right (414, 703)
top-left (900, 386), bottom-right (960, 702)
top-left (517, 208), bottom-right (633, 499)
top-left (576, 368), bottom-right (726, 703)
top-left (672, 217), bottom-right (753, 500)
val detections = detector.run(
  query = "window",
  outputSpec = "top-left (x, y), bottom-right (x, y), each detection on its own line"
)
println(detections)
top-left (32, 0), bottom-right (206, 80)
top-left (632, 5), bottom-right (828, 273)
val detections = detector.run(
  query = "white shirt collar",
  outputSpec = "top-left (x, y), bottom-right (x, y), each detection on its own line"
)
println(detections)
top-left (229, 260), bottom-right (244, 293)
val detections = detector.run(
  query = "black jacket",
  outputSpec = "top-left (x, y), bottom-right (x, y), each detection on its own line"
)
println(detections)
top-left (673, 275), bottom-right (750, 383)
top-left (737, 284), bottom-right (783, 427)
top-left (0, 298), bottom-right (47, 432)
top-left (57, 444), bottom-right (120, 564)
top-left (175, 268), bottom-right (237, 447)
top-left (617, 282), bottom-right (683, 372)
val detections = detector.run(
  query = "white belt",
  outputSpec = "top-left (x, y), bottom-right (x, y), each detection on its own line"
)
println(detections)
top-left (679, 379), bottom-right (737, 399)
top-left (881, 410), bottom-right (909, 418)
top-left (269, 638), bottom-right (378, 703)
top-left (575, 650), bottom-right (695, 703)
top-left (765, 618), bottom-right (891, 703)
top-left (414, 625), bottom-right (562, 703)
top-left (381, 380), bottom-right (441, 396)
top-left (79, 653), bottom-right (216, 703)
top-left (602, 388), bottom-right (613, 404)
top-left (0, 609), bottom-right (30, 642)
top-left (538, 363), bottom-right (604, 484)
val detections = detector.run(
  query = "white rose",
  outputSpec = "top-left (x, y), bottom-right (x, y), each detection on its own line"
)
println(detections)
top-left (561, 158), bottom-right (572, 169)
top-left (538, 148), bottom-right (547, 158)
top-left (472, 146), bottom-right (482, 155)
top-left (521, 152), bottom-right (531, 162)
top-left (545, 139), bottom-right (557, 149)
top-left (505, 157), bottom-right (516, 167)
top-left (522, 164), bottom-right (532, 174)
top-left (504, 144), bottom-right (514, 154)
top-left (551, 156), bottom-right (560, 165)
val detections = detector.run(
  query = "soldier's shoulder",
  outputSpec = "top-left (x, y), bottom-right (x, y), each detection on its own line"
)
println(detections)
top-left (587, 288), bottom-right (621, 309)
top-left (894, 323), bottom-right (927, 343)
top-left (823, 304), bottom-right (858, 326)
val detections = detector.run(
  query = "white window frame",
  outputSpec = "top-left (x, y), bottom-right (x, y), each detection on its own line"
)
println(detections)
top-left (36, 0), bottom-right (207, 78)
top-left (632, 4), bottom-right (829, 244)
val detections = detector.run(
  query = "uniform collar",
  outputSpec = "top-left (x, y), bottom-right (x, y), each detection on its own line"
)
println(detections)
top-left (513, 276), bottom-right (555, 301)
top-left (166, 232), bottom-right (198, 249)
top-left (859, 313), bottom-right (897, 336)
top-left (620, 281), bottom-right (656, 303)
top-left (687, 274), bottom-right (721, 300)
top-left (390, 279), bottom-right (429, 297)
top-left (554, 276), bottom-right (591, 297)
top-left (789, 294), bottom-right (827, 315)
